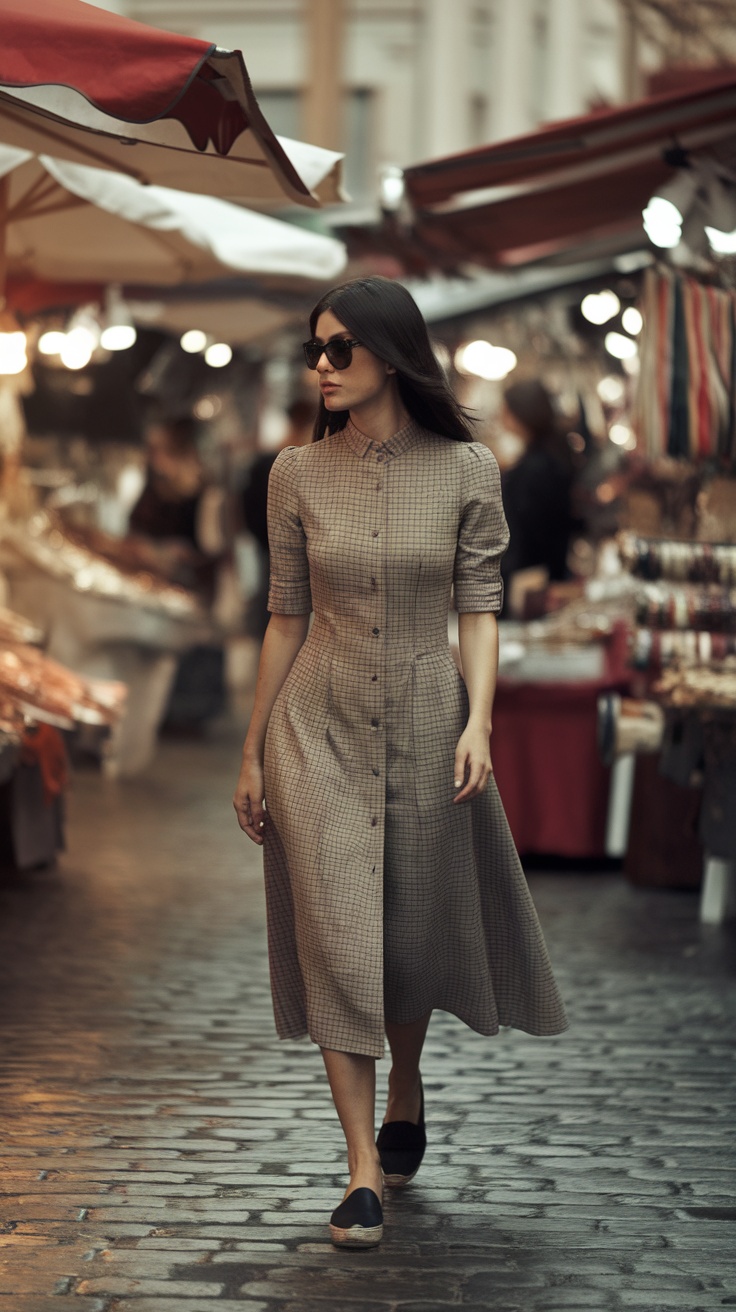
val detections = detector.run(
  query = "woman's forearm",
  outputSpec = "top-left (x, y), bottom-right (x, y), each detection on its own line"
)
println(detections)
top-left (242, 613), bottom-right (310, 763)
top-left (457, 612), bottom-right (499, 734)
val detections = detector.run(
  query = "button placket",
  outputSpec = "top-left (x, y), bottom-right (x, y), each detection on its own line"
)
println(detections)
top-left (369, 447), bottom-right (386, 822)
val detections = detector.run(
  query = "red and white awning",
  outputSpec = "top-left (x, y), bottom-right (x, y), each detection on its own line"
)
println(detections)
top-left (346, 70), bottom-right (736, 271)
top-left (0, 0), bottom-right (344, 205)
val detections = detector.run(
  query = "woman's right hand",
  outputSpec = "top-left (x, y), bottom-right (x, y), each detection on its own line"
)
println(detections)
top-left (233, 758), bottom-right (267, 845)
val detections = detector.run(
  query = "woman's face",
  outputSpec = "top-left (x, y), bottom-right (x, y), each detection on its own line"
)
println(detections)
top-left (313, 310), bottom-right (395, 413)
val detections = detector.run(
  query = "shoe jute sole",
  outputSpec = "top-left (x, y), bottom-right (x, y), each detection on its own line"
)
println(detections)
top-left (382, 1167), bottom-right (419, 1188)
top-left (329, 1220), bottom-right (383, 1249)
top-left (329, 1185), bottom-right (383, 1248)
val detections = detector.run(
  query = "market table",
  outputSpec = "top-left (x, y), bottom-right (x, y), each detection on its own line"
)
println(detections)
top-left (491, 625), bottom-right (631, 858)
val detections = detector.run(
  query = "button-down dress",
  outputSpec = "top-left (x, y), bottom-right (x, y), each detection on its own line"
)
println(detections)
top-left (263, 418), bottom-right (568, 1058)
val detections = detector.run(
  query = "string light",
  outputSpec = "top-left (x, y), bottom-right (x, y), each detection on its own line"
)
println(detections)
top-left (180, 330), bottom-right (208, 353)
top-left (38, 330), bottom-right (67, 356)
top-left (204, 342), bottom-right (232, 368)
top-left (0, 330), bottom-right (28, 375)
top-left (621, 307), bottom-right (643, 335)
top-left (60, 326), bottom-right (95, 370)
top-left (605, 331), bottom-right (638, 361)
top-left (454, 340), bottom-right (517, 381)
top-left (581, 290), bottom-right (620, 325)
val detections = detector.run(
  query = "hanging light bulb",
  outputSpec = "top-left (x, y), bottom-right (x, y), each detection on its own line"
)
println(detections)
top-left (609, 423), bottom-right (632, 446)
top-left (0, 330), bottom-right (28, 375)
top-left (38, 330), bottom-right (67, 356)
top-left (597, 375), bottom-right (626, 404)
top-left (642, 161), bottom-right (702, 249)
top-left (204, 342), bottom-right (232, 368)
top-left (705, 225), bottom-right (736, 255)
top-left (454, 340), bottom-right (517, 381)
top-left (643, 196), bottom-right (683, 248)
top-left (581, 290), bottom-right (621, 325)
top-left (101, 323), bottom-right (137, 351)
top-left (61, 326), bottom-right (95, 370)
top-left (100, 285), bottom-right (137, 351)
top-left (605, 331), bottom-right (638, 361)
top-left (0, 308), bottom-right (28, 375)
top-left (181, 329), bottom-right (208, 353)
top-left (379, 164), bottom-right (405, 213)
top-left (621, 307), bottom-right (643, 335)
top-left (60, 306), bottom-right (100, 369)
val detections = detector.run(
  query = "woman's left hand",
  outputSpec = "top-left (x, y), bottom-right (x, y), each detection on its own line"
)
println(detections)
top-left (453, 723), bottom-right (493, 803)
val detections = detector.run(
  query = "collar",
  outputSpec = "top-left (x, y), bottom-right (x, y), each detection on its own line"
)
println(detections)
top-left (340, 416), bottom-right (424, 462)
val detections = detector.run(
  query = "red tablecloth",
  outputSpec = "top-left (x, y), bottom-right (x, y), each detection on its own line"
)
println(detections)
top-left (492, 629), bottom-right (630, 857)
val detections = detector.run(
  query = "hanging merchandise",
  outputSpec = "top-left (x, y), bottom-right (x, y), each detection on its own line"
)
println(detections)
top-left (619, 532), bottom-right (736, 585)
top-left (632, 628), bottom-right (736, 669)
top-left (634, 584), bottom-right (736, 632)
top-left (634, 267), bottom-right (736, 464)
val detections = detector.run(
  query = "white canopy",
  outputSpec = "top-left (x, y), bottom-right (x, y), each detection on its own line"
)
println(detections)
top-left (0, 144), bottom-right (347, 286)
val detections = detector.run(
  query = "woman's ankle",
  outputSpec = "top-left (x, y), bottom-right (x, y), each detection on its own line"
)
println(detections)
top-left (347, 1145), bottom-right (381, 1175)
top-left (387, 1068), bottom-right (421, 1099)
top-left (384, 1072), bottom-right (422, 1124)
top-left (345, 1148), bottom-right (383, 1200)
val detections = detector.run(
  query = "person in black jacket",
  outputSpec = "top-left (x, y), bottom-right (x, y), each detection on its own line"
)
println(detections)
top-left (499, 379), bottom-right (573, 613)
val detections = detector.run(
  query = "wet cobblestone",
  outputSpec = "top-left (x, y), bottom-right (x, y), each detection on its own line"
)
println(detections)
top-left (0, 717), bottom-right (735, 1311)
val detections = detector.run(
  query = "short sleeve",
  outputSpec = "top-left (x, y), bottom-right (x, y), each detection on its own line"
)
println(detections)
top-left (453, 443), bottom-right (510, 614)
top-left (266, 447), bottom-right (313, 615)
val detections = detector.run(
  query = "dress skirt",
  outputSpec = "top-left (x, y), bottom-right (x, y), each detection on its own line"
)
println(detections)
top-left (261, 418), bottom-right (568, 1059)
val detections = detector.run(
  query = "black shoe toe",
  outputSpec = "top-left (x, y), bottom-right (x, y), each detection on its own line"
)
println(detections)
top-left (329, 1188), bottom-right (383, 1249)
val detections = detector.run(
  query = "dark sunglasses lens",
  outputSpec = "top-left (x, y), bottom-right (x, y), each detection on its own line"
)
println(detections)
top-left (326, 341), bottom-right (352, 369)
top-left (303, 339), bottom-right (354, 370)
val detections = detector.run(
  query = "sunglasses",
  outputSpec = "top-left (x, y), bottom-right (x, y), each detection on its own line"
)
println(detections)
top-left (303, 336), bottom-right (362, 370)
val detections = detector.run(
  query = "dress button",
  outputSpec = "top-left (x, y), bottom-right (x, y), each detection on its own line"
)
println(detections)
top-left (376, 453), bottom-right (385, 462)
top-left (371, 817), bottom-right (378, 826)
top-left (370, 717), bottom-right (379, 728)
top-left (371, 530), bottom-right (379, 538)
top-left (372, 767), bottom-right (380, 776)
top-left (372, 627), bottom-right (380, 636)
top-left (375, 482), bottom-right (382, 491)
top-left (371, 674), bottom-right (378, 682)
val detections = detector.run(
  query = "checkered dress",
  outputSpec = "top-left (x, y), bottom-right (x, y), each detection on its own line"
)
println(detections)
top-left (263, 418), bottom-right (568, 1057)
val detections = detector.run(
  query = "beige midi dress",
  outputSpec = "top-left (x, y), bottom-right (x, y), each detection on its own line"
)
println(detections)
top-left (263, 417), bottom-right (568, 1058)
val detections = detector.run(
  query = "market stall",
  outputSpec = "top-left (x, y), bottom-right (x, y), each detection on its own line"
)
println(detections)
top-left (0, 508), bottom-right (212, 776)
top-left (0, 601), bottom-right (125, 867)
top-left (617, 525), bottom-right (736, 923)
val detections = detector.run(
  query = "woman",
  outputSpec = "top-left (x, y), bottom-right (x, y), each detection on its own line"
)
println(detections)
top-left (233, 277), bottom-right (567, 1250)
top-left (499, 379), bottom-right (574, 611)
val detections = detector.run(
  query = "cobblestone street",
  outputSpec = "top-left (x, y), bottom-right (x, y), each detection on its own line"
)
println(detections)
top-left (0, 714), bottom-right (735, 1312)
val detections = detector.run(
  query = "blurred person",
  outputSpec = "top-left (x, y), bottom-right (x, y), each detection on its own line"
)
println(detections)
top-left (128, 415), bottom-right (224, 598)
top-left (241, 399), bottom-right (314, 639)
top-left (232, 277), bottom-right (567, 1250)
top-left (129, 414), bottom-right (228, 727)
top-left (498, 379), bottom-right (574, 613)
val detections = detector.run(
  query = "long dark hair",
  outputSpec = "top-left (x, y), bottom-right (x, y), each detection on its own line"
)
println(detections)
top-left (308, 276), bottom-right (474, 443)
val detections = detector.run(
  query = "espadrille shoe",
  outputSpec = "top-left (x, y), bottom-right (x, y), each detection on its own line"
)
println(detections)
top-left (329, 1187), bottom-right (383, 1249)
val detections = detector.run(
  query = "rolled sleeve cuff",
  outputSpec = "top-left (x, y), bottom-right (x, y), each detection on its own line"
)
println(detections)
top-left (267, 581), bottom-right (313, 615)
top-left (454, 580), bottom-right (504, 614)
